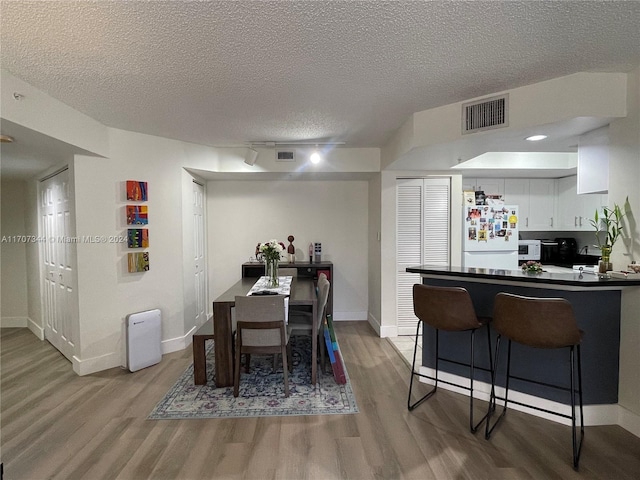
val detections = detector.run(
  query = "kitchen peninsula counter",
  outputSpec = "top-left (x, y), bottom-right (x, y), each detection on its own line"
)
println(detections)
top-left (406, 264), bottom-right (640, 288)
top-left (405, 264), bottom-right (640, 426)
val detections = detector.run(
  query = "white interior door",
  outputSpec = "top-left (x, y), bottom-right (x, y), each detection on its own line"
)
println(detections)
top-left (40, 168), bottom-right (78, 361)
top-left (193, 181), bottom-right (207, 327)
top-left (396, 177), bottom-right (450, 335)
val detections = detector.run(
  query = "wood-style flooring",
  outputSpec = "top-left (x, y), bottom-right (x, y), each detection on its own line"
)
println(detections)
top-left (2, 321), bottom-right (640, 479)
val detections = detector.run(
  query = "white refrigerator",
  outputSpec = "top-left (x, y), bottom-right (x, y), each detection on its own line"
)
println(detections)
top-left (462, 205), bottom-right (519, 270)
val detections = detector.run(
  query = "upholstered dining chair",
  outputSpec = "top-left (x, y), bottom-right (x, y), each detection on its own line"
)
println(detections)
top-left (485, 292), bottom-right (584, 469)
top-left (288, 273), bottom-right (331, 372)
top-left (409, 283), bottom-right (493, 433)
top-left (233, 294), bottom-right (291, 397)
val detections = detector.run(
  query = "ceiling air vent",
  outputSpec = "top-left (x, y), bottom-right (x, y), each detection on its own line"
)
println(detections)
top-left (276, 150), bottom-right (295, 162)
top-left (462, 94), bottom-right (508, 134)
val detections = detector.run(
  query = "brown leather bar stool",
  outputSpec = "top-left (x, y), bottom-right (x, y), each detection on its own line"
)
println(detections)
top-left (485, 292), bottom-right (584, 469)
top-left (408, 283), bottom-right (493, 433)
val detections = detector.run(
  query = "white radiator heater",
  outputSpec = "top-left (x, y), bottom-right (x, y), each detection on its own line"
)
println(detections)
top-left (126, 309), bottom-right (162, 372)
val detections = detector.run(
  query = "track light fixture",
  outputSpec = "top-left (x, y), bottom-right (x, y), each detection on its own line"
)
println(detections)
top-left (244, 148), bottom-right (259, 166)
top-left (248, 141), bottom-right (345, 147)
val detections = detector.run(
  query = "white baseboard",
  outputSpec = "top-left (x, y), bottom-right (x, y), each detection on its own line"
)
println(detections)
top-left (28, 318), bottom-right (45, 340)
top-left (73, 351), bottom-right (121, 376)
top-left (619, 405), bottom-right (640, 438)
top-left (417, 366), bottom-right (629, 431)
top-left (1, 316), bottom-right (28, 328)
top-left (366, 313), bottom-right (398, 337)
top-left (161, 326), bottom-right (195, 354)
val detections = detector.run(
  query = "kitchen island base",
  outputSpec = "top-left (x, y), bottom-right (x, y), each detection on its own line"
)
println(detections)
top-left (405, 265), bottom-right (640, 427)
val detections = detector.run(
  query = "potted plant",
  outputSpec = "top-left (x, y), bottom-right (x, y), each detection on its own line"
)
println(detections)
top-left (590, 198), bottom-right (627, 272)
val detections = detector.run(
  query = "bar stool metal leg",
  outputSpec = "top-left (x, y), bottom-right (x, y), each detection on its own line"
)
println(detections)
top-left (571, 344), bottom-right (585, 469)
top-left (485, 335), bottom-right (511, 439)
top-left (469, 325), bottom-right (494, 433)
top-left (408, 321), bottom-right (438, 411)
top-left (486, 337), bottom-right (585, 470)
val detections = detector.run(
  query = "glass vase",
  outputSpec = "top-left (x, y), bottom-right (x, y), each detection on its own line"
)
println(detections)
top-left (599, 246), bottom-right (612, 273)
top-left (265, 258), bottom-right (279, 287)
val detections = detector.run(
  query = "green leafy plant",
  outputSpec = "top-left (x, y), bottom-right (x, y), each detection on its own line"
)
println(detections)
top-left (590, 199), bottom-right (627, 250)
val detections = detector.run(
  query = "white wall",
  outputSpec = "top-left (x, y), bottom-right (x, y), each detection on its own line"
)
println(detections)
top-left (206, 180), bottom-right (369, 320)
top-left (609, 66), bottom-right (640, 423)
top-left (0, 179), bottom-right (29, 325)
top-left (69, 131), bottom-right (202, 373)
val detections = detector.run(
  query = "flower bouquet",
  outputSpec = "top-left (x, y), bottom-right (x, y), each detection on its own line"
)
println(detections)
top-left (521, 261), bottom-right (543, 273)
top-left (259, 239), bottom-right (285, 287)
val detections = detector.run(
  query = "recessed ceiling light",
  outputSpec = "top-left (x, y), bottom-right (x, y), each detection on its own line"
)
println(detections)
top-left (525, 134), bottom-right (547, 141)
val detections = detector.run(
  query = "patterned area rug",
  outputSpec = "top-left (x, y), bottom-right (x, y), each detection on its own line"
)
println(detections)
top-left (148, 335), bottom-right (358, 419)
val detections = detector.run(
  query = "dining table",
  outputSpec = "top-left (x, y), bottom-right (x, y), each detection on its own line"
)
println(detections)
top-left (209, 276), bottom-right (318, 387)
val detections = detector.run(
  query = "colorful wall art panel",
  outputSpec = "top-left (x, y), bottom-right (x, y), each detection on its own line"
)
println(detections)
top-left (127, 229), bottom-right (149, 248)
top-left (128, 252), bottom-right (150, 272)
top-left (126, 180), bottom-right (148, 201)
top-left (126, 205), bottom-right (148, 225)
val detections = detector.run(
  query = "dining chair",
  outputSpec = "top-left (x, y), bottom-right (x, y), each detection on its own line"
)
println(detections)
top-left (485, 292), bottom-right (584, 469)
top-left (233, 294), bottom-right (291, 397)
top-left (288, 273), bottom-right (331, 373)
top-left (409, 283), bottom-right (493, 433)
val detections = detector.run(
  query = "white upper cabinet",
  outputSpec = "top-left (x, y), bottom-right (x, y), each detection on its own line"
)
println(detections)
top-left (557, 175), bottom-right (606, 230)
top-left (504, 178), bottom-right (555, 231)
top-left (503, 179), bottom-right (531, 229)
top-left (578, 127), bottom-right (609, 194)
top-left (462, 178), bottom-right (504, 196)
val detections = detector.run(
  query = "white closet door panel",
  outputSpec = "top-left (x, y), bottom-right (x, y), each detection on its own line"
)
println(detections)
top-left (396, 177), bottom-right (451, 335)
top-left (397, 271), bottom-right (421, 333)
top-left (423, 182), bottom-right (450, 265)
top-left (396, 180), bottom-right (423, 265)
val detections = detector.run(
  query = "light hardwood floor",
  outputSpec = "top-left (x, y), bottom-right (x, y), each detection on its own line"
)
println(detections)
top-left (2, 322), bottom-right (640, 480)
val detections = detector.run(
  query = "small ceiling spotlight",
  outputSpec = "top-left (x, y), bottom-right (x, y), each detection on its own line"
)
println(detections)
top-left (525, 134), bottom-right (547, 141)
top-left (310, 149), bottom-right (321, 164)
top-left (244, 148), bottom-right (258, 166)
top-left (0, 134), bottom-right (15, 143)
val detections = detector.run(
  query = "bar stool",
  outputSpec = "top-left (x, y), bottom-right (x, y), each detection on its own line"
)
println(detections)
top-left (408, 283), bottom-right (493, 433)
top-left (485, 292), bottom-right (584, 469)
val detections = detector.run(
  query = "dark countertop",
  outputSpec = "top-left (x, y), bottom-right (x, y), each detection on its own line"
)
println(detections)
top-left (406, 264), bottom-right (640, 288)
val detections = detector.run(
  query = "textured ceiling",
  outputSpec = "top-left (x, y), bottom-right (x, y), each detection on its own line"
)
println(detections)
top-left (1, 1), bottom-right (640, 153)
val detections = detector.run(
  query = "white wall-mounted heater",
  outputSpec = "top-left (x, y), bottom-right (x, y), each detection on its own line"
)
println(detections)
top-left (126, 309), bottom-right (162, 372)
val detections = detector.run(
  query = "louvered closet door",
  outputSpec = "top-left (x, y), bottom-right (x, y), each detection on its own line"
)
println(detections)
top-left (396, 177), bottom-right (450, 335)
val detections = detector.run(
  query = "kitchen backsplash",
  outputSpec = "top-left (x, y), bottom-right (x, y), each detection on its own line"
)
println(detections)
top-left (519, 231), bottom-right (602, 256)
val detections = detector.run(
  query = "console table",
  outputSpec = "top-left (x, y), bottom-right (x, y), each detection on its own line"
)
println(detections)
top-left (241, 261), bottom-right (333, 316)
